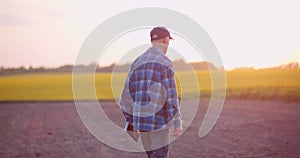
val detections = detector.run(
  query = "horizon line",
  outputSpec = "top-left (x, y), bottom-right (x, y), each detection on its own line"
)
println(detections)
top-left (0, 61), bottom-right (299, 71)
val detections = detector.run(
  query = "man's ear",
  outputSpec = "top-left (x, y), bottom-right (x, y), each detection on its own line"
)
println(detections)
top-left (163, 37), bottom-right (168, 44)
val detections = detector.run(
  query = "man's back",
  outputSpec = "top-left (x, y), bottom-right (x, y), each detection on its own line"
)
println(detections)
top-left (120, 46), bottom-right (181, 131)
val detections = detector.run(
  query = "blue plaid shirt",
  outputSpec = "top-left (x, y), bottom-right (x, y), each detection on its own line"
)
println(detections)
top-left (120, 47), bottom-right (182, 131)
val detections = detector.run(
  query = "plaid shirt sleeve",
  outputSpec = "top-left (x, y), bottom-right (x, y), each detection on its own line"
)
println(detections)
top-left (161, 67), bottom-right (182, 129)
top-left (120, 78), bottom-right (134, 124)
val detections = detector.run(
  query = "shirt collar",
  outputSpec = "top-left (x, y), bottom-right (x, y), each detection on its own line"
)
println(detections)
top-left (148, 46), bottom-right (165, 55)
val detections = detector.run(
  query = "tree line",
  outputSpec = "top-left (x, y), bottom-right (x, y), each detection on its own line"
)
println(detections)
top-left (0, 60), bottom-right (298, 75)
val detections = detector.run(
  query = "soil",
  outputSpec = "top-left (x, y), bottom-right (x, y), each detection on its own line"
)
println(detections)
top-left (0, 99), bottom-right (299, 158)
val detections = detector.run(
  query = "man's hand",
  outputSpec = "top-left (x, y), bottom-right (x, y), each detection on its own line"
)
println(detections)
top-left (172, 128), bottom-right (182, 137)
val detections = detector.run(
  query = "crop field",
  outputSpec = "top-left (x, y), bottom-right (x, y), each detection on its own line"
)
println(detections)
top-left (0, 69), bottom-right (299, 101)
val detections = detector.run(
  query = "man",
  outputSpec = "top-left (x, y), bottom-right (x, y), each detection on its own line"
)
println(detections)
top-left (120, 26), bottom-right (182, 158)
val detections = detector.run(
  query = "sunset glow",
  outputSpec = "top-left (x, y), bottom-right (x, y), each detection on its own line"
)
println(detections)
top-left (0, 0), bottom-right (299, 70)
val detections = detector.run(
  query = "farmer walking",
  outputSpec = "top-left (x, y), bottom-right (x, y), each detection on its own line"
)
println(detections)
top-left (120, 26), bottom-right (182, 158)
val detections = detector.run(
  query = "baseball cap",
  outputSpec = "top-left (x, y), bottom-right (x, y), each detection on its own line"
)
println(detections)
top-left (150, 26), bottom-right (173, 41)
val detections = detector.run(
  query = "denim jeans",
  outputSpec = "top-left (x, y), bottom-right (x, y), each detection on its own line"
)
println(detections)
top-left (140, 129), bottom-right (170, 158)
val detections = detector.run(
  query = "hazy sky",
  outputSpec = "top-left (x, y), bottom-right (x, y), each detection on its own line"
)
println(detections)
top-left (0, 0), bottom-right (299, 70)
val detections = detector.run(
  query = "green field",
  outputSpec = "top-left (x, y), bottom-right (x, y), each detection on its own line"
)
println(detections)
top-left (0, 69), bottom-right (299, 101)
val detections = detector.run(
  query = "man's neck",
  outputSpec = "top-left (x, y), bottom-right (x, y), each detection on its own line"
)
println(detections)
top-left (152, 42), bottom-right (168, 54)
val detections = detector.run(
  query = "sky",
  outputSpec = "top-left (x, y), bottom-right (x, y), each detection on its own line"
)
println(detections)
top-left (0, 0), bottom-right (299, 70)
